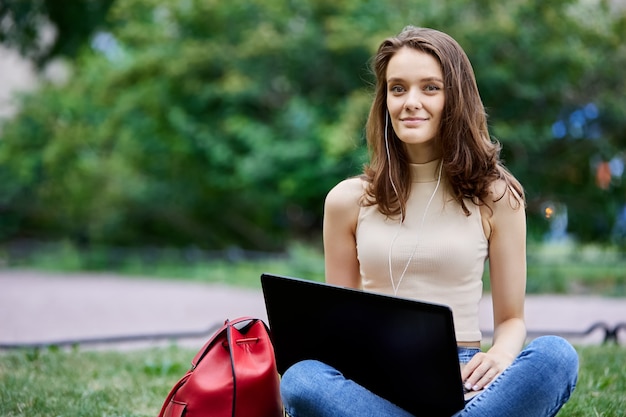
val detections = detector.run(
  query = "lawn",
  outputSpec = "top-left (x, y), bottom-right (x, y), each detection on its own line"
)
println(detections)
top-left (1, 240), bottom-right (625, 415)
top-left (0, 343), bottom-right (624, 416)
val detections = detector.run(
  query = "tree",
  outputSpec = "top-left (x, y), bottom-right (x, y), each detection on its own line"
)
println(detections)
top-left (0, 0), bottom-right (115, 67)
top-left (0, 0), bottom-right (624, 249)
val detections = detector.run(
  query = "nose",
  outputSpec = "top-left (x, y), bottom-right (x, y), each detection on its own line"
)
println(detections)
top-left (404, 90), bottom-right (423, 110)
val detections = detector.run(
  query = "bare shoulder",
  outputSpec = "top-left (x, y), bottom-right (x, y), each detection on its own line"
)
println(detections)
top-left (324, 177), bottom-right (365, 235)
top-left (325, 177), bottom-right (366, 212)
top-left (480, 178), bottom-right (525, 239)
top-left (324, 177), bottom-right (366, 286)
top-left (487, 178), bottom-right (524, 212)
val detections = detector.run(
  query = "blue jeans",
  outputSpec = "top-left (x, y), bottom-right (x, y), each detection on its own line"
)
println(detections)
top-left (281, 336), bottom-right (578, 417)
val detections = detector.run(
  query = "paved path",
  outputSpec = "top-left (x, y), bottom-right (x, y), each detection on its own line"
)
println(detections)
top-left (1, 269), bottom-right (625, 350)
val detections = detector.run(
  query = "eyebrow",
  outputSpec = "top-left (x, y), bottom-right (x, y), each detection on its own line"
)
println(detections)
top-left (387, 76), bottom-right (444, 83)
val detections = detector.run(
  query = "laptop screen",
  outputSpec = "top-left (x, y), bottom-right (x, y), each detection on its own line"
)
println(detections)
top-left (260, 273), bottom-right (465, 417)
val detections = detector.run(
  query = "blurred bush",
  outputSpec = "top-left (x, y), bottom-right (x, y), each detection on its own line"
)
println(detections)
top-left (0, 0), bottom-right (624, 250)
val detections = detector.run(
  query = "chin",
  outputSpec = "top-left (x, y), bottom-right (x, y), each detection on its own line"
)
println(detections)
top-left (398, 136), bottom-right (437, 145)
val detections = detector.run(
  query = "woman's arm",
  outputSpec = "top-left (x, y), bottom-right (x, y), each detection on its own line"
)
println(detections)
top-left (462, 182), bottom-right (527, 392)
top-left (322, 178), bottom-right (363, 289)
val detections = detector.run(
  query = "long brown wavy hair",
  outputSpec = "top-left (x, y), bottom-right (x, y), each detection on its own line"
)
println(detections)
top-left (362, 26), bottom-right (524, 218)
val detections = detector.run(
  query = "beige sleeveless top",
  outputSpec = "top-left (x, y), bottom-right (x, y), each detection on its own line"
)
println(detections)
top-left (356, 159), bottom-right (488, 342)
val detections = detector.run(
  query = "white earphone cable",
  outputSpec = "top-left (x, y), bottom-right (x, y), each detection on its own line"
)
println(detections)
top-left (387, 160), bottom-right (443, 296)
top-left (383, 110), bottom-right (443, 295)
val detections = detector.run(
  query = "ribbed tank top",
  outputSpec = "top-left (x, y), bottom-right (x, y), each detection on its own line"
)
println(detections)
top-left (356, 159), bottom-right (488, 342)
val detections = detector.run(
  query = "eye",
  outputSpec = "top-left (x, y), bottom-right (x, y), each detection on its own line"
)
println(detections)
top-left (389, 85), bottom-right (405, 94)
top-left (424, 84), bottom-right (442, 92)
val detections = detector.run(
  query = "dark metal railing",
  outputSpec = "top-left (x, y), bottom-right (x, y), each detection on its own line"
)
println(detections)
top-left (483, 321), bottom-right (626, 344)
top-left (1, 321), bottom-right (624, 350)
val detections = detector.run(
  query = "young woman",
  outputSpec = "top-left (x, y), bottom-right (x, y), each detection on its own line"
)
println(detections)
top-left (280, 26), bottom-right (578, 417)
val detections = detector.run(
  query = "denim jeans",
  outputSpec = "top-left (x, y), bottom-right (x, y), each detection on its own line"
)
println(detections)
top-left (281, 336), bottom-right (578, 417)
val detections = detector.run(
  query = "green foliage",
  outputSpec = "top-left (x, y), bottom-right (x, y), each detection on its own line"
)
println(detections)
top-left (0, 343), bottom-right (624, 416)
top-left (478, 243), bottom-right (626, 296)
top-left (525, 242), bottom-right (626, 295)
top-left (441, 0), bottom-right (626, 243)
top-left (0, 0), bottom-right (625, 249)
top-left (4, 240), bottom-right (624, 296)
top-left (2, 240), bottom-right (326, 287)
top-left (0, 0), bottom-right (116, 66)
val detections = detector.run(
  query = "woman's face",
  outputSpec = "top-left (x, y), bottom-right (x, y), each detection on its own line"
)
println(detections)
top-left (386, 47), bottom-right (445, 163)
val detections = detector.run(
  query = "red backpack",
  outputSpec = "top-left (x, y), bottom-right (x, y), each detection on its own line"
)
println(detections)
top-left (157, 317), bottom-right (283, 417)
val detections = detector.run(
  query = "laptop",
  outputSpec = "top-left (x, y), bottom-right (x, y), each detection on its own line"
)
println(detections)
top-left (260, 273), bottom-right (465, 417)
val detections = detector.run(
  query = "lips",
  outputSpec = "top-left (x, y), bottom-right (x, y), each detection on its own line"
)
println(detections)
top-left (401, 117), bottom-right (428, 127)
top-left (401, 117), bottom-right (428, 121)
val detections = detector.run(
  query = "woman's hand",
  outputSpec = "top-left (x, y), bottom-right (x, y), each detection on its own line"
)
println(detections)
top-left (461, 348), bottom-right (515, 392)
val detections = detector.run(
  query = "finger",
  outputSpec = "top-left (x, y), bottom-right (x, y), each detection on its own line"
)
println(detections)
top-left (461, 353), bottom-right (485, 381)
top-left (464, 357), bottom-right (495, 390)
top-left (471, 367), bottom-right (500, 391)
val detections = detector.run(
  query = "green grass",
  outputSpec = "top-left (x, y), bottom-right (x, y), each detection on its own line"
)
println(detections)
top-left (1, 241), bottom-right (625, 415)
top-left (0, 344), bottom-right (624, 416)
top-left (0, 241), bottom-right (327, 289)
top-left (0, 345), bottom-right (188, 417)
top-left (559, 344), bottom-right (626, 417)
top-left (3, 240), bottom-right (625, 295)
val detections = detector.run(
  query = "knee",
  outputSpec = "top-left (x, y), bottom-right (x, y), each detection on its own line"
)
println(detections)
top-left (280, 360), bottom-right (330, 408)
top-left (527, 336), bottom-right (579, 383)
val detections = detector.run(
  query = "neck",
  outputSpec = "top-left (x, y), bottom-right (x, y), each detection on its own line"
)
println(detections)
top-left (409, 158), bottom-right (442, 183)
top-left (404, 142), bottom-right (441, 164)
